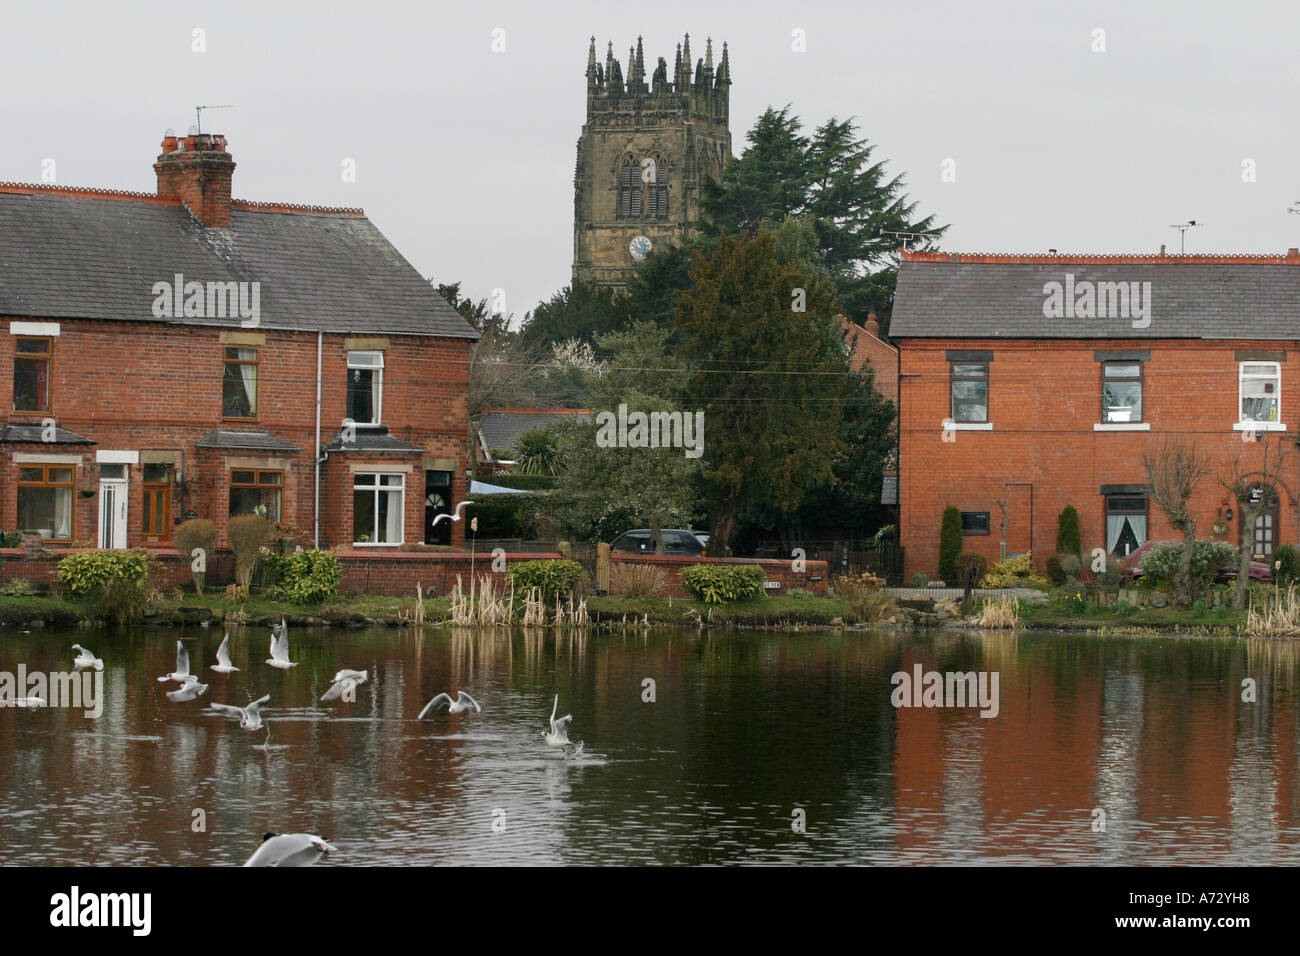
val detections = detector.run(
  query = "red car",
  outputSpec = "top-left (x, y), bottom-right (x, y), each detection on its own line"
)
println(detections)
top-left (1117, 540), bottom-right (1273, 583)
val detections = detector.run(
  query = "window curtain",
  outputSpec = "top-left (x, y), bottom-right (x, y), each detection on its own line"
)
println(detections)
top-left (382, 489), bottom-right (402, 543)
top-left (1107, 514), bottom-right (1147, 554)
top-left (239, 361), bottom-right (256, 414)
top-left (54, 487), bottom-right (72, 538)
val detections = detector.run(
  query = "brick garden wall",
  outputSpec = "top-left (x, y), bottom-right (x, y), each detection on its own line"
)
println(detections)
top-left (0, 549), bottom-right (830, 600)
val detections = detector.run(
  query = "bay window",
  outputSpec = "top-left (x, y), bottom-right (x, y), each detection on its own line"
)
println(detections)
top-left (17, 464), bottom-right (73, 539)
top-left (353, 472), bottom-right (405, 544)
top-left (230, 470), bottom-right (282, 522)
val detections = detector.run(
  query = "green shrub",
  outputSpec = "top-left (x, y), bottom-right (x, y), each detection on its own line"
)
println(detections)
top-left (0, 531), bottom-right (21, 548)
top-left (1273, 544), bottom-right (1299, 586)
top-left (506, 560), bottom-right (585, 597)
top-left (679, 564), bottom-right (765, 604)
top-left (1045, 553), bottom-right (1065, 585)
top-left (938, 506), bottom-right (962, 584)
top-left (57, 549), bottom-right (151, 595)
top-left (979, 552), bottom-right (1050, 589)
top-left (1056, 505), bottom-right (1082, 557)
top-left (910, 572), bottom-right (929, 588)
top-left (265, 549), bottom-right (342, 604)
top-left (228, 515), bottom-right (272, 589)
top-left (1138, 540), bottom-right (1235, 594)
top-left (173, 518), bottom-right (217, 594)
top-left (56, 549), bottom-right (155, 624)
top-left (954, 552), bottom-right (988, 588)
top-left (786, 588), bottom-right (814, 600)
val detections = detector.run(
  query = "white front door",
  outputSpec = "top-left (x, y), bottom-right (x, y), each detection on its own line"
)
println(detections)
top-left (98, 480), bottom-right (127, 549)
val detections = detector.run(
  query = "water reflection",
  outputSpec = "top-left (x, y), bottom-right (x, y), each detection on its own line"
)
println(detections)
top-left (0, 624), bottom-right (1298, 865)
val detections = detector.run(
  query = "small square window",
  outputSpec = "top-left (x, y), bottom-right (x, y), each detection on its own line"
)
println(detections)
top-left (961, 511), bottom-right (990, 535)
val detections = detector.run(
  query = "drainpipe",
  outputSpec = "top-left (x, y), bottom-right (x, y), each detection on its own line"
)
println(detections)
top-left (314, 330), bottom-right (322, 549)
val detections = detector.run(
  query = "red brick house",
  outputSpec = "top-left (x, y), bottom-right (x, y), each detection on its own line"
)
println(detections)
top-left (891, 249), bottom-right (1300, 579)
top-left (0, 132), bottom-right (478, 551)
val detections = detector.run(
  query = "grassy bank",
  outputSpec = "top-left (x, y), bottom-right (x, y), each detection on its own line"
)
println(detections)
top-left (587, 595), bottom-right (853, 627)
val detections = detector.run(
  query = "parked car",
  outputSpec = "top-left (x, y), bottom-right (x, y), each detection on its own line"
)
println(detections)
top-left (1118, 540), bottom-right (1273, 583)
top-left (610, 529), bottom-right (708, 556)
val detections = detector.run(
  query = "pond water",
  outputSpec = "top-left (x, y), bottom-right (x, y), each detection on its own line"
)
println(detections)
top-left (0, 623), bottom-right (1298, 866)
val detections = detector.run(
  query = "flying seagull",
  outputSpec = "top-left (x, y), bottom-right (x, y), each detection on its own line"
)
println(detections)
top-left (430, 500), bottom-right (475, 528)
top-left (158, 640), bottom-right (194, 683)
top-left (210, 694), bottom-right (272, 730)
top-left (71, 644), bottom-right (103, 673)
top-left (418, 690), bottom-right (481, 718)
top-left (243, 832), bottom-right (337, 867)
top-left (541, 694), bottom-right (573, 748)
top-left (266, 619), bottom-right (298, 670)
top-left (210, 633), bottom-right (239, 674)
top-left (320, 669), bottom-right (368, 703)
top-left (166, 676), bottom-right (209, 703)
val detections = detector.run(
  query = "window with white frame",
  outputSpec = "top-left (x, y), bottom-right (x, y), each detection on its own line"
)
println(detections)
top-left (1239, 362), bottom-right (1280, 424)
top-left (347, 351), bottom-right (384, 425)
top-left (353, 472), bottom-right (404, 544)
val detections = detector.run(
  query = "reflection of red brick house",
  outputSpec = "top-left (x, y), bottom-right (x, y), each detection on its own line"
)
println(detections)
top-left (0, 132), bottom-right (478, 549)
top-left (891, 249), bottom-right (1300, 579)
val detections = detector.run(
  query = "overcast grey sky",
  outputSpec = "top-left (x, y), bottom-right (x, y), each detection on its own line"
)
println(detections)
top-left (4, 0), bottom-right (1298, 323)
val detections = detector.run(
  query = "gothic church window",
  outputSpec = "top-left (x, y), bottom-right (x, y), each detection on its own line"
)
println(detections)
top-left (645, 152), bottom-right (670, 219)
top-left (617, 156), bottom-right (642, 219)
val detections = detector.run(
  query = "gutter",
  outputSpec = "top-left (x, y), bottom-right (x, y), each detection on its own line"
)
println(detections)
top-left (314, 329), bottom-right (323, 548)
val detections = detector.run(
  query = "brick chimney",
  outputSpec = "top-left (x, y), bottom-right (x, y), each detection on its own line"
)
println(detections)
top-left (154, 131), bottom-right (236, 227)
top-left (865, 312), bottom-right (880, 336)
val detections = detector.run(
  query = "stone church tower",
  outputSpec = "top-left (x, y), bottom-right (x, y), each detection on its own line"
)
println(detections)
top-left (572, 34), bottom-right (732, 291)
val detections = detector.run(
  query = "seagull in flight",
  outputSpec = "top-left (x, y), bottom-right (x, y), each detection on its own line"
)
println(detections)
top-left (210, 633), bottom-right (239, 674)
top-left (158, 640), bottom-right (194, 683)
top-left (243, 832), bottom-right (337, 867)
top-left (210, 694), bottom-right (272, 730)
top-left (541, 695), bottom-right (573, 748)
top-left (418, 690), bottom-right (481, 718)
top-left (430, 500), bottom-right (475, 528)
top-left (71, 644), bottom-right (103, 673)
top-left (166, 676), bottom-right (209, 703)
top-left (320, 669), bottom-right (368, 703)
top-left (266, 619), bottom-right (298, 670)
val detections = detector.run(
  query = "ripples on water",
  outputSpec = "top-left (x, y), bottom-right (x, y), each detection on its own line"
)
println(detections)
top-left (0, 624), bottom-right (1298, 865)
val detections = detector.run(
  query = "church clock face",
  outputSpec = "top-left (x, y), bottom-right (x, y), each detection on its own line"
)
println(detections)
top-left (629, 235), bottom-right (652, 260)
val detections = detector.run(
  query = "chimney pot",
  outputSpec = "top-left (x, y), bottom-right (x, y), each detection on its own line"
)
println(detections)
top-left (155, 131), bottom-right (236, 228)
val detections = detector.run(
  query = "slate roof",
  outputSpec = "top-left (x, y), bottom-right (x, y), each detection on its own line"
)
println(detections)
top-left (195, 429), bottom-right (299, 452)
top-left (0, 185), bottom-right (480, 339)
top-left (890, 251), bottom-right (1300, 340)
top-left (0, 423), bottom-right (94, 445)
top-left (322, 426), bottom-right (420, 453)
top-left (479, 409), bottom-right (592, 454)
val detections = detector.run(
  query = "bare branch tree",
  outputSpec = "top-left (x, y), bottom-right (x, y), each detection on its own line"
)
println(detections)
top-left (1143, 436), bottom-right (1211, 606)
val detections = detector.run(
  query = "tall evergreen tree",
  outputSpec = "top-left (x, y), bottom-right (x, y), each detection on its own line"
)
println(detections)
top-left (700, 106), bottom-right (946, 327)
top-left (675, 230), bottom-right (846, 555)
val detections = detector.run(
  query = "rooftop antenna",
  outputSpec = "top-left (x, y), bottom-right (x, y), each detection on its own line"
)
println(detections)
top-left (194, 104), bottom-right (234, 134)
top-left (1168, 220), bottom-right (1201, 254)
top-left (882, 230), bottom-right (930, 251)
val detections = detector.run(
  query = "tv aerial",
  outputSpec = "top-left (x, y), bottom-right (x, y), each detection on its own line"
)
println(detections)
top-left (882, 230), bottom-right (931, 251)
top-left (194, 105), bottom-right (234, 134)
top-left (1168, 220), bottom-right (1202, 254)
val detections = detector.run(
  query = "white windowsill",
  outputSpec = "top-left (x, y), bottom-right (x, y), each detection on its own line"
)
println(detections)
top-left (352, 542), bottom-right (404, 547)
top-left (1233, 422), bottom-right (1286, 432)
top-left (948, 422), bottom-right (993, 431)
top-left (1094, 422), bottom-right (1151, 431)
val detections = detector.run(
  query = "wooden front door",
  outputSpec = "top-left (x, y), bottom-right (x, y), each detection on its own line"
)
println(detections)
top-left (1243, 486), bottom-right (1280, 559)
top-left (142, 469), bottom-right (171, 542)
